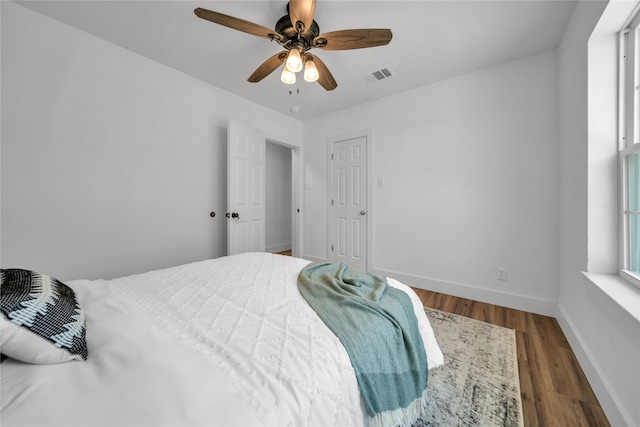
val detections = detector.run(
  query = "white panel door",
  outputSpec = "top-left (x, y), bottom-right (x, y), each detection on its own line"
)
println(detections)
top-left (227, 119), bottom-right (266, 255)
top-left (331, 136), bottom-right (367, 272)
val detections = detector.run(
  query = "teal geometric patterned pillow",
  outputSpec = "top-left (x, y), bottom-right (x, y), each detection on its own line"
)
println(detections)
top-left (0, 269), bottom-right (87, 364)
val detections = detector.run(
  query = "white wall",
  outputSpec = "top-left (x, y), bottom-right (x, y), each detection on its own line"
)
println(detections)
top-left (304, 50), bottom-right (560, 314)
top-left (1, 2), bottom-right (302, 281)
top-left (558, 1), bottom-right (640, 425)
top-left (266, 142), bottom-right (292, 253)
top-left (4, 1), bottom-right (638, 424)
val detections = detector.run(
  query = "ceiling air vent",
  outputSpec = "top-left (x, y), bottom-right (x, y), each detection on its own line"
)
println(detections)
top-left (363, 66), bottom-right (395, 84)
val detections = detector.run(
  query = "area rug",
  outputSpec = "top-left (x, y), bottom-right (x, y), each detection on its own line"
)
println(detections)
top-left (413, 308), bottom-right (524, 427)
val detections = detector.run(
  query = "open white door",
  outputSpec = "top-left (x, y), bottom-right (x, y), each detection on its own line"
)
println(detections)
top-left (227, 119), bottom-right (266, 255)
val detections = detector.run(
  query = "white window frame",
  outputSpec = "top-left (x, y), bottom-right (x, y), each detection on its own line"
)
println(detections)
top-left (619, 9), bottom-right (640, 288)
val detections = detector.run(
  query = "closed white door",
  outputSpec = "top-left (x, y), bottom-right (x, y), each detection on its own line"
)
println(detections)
top-left (331, 136), bottom-right (367, 272)
top-left (227, 119), bottom-right (266, 255)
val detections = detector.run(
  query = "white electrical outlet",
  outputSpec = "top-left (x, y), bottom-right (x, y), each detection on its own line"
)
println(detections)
top-left (497, 268), bottom-right (508, 281)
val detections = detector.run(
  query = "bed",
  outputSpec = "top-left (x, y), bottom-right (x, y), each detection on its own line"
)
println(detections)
top-left (1, 252), bottom-right (443, 427)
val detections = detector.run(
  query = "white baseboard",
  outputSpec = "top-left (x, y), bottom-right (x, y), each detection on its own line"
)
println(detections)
top-left (372, 267), bottom-right (558, 317)
top-left (554, 306), bottom-right (631, 427)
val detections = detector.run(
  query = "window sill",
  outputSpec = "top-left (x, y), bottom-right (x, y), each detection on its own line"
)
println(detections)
top-left (582, 272), bottom-right (640, 325)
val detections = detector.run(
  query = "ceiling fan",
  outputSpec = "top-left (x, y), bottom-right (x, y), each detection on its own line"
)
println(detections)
top-left (194, 0), bottom-right (392, 91)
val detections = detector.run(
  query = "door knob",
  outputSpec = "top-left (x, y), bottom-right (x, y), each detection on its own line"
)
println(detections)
top-left (231, 212), bottom-right (240, 220)
top-left (360, 210), bottom-right (366, 215)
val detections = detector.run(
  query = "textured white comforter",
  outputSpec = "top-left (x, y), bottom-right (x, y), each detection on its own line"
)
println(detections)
top-left (1, 252), bottom-right (443, 426)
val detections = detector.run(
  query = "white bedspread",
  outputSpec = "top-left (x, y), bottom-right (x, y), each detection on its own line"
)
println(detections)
top-left (1, 252), bottom-right (442, 426)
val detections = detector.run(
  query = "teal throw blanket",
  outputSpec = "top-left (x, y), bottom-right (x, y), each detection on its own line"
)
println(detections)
top-left (297, 262), bottom-right (428, 420)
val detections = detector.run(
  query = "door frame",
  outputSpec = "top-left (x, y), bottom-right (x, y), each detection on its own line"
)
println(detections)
top-left (327, 129), bottom-right (374, 271)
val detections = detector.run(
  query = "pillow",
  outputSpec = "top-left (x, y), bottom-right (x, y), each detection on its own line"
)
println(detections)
top-left (1, 269), bottom-right (87, 364)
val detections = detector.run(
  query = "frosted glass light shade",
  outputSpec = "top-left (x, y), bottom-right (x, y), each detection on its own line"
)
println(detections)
top-left (281, 66), bottom-right (296, 84)
top-left (304, 59), bottom-right (319, 82)
top-left (286, 49), bottom-right (303, 73)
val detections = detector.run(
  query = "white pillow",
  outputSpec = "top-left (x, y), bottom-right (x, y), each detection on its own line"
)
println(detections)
top-left (1, 269), bottom-right (87, 364)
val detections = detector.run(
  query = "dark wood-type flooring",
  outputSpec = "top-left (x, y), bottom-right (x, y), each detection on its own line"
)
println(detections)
top-left (412, 288), bottom-right (611, 427)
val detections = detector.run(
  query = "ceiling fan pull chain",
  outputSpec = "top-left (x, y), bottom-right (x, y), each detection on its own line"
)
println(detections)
top-left (288, 86), bottom-right (301, 95)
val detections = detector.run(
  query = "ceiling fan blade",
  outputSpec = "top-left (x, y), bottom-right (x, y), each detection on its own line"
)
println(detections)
top-left (248, 51), bottom-right (288, 83)
top-left (308, 54), bottom-right (337, 91)
top-left (313, 29), bottom-right (392, 50)
top-left (288, 0), bottom-right (316, 33)
top-left (194, 8), bottom-right (282, 41)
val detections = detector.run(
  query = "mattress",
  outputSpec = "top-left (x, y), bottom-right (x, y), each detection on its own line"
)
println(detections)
top-left (1, 252), bottom-right (443, 426)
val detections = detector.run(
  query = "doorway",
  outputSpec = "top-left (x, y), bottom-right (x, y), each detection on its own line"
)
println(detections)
top-left (266, 141), bottom-right (293, 255)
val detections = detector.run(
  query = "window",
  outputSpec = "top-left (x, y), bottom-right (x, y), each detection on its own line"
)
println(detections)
top-left (620, 9), bottom-right (640, 287)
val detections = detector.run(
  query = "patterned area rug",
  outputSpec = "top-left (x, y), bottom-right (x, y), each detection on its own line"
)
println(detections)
top-left (413, 308), bottom-right (524, 427)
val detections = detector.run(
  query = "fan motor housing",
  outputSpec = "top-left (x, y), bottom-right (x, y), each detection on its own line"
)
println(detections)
top-left (275, 15), bottom-right (320, 48)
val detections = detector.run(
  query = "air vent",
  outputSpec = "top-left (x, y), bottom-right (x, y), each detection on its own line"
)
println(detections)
top-left (363, 66), bottom-right (395, 84)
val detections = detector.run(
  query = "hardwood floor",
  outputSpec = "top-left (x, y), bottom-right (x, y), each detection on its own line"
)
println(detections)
top-left (411, 288), bottom-right (611, 427)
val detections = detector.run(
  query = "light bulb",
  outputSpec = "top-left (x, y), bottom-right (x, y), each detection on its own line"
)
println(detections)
top-left (304, 59), bottom-right (319, 82)
top-left (286, 48), bottom-right (303, 73)
top-left (281, 66), bottom-right (296, 84)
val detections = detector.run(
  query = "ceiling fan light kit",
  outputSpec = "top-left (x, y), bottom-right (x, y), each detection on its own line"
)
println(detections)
top-left (194, 0), bottom-right (392, 91)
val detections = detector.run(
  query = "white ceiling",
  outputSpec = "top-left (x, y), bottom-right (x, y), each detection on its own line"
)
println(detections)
top-left (16, 0), bottom-right (576, 121)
